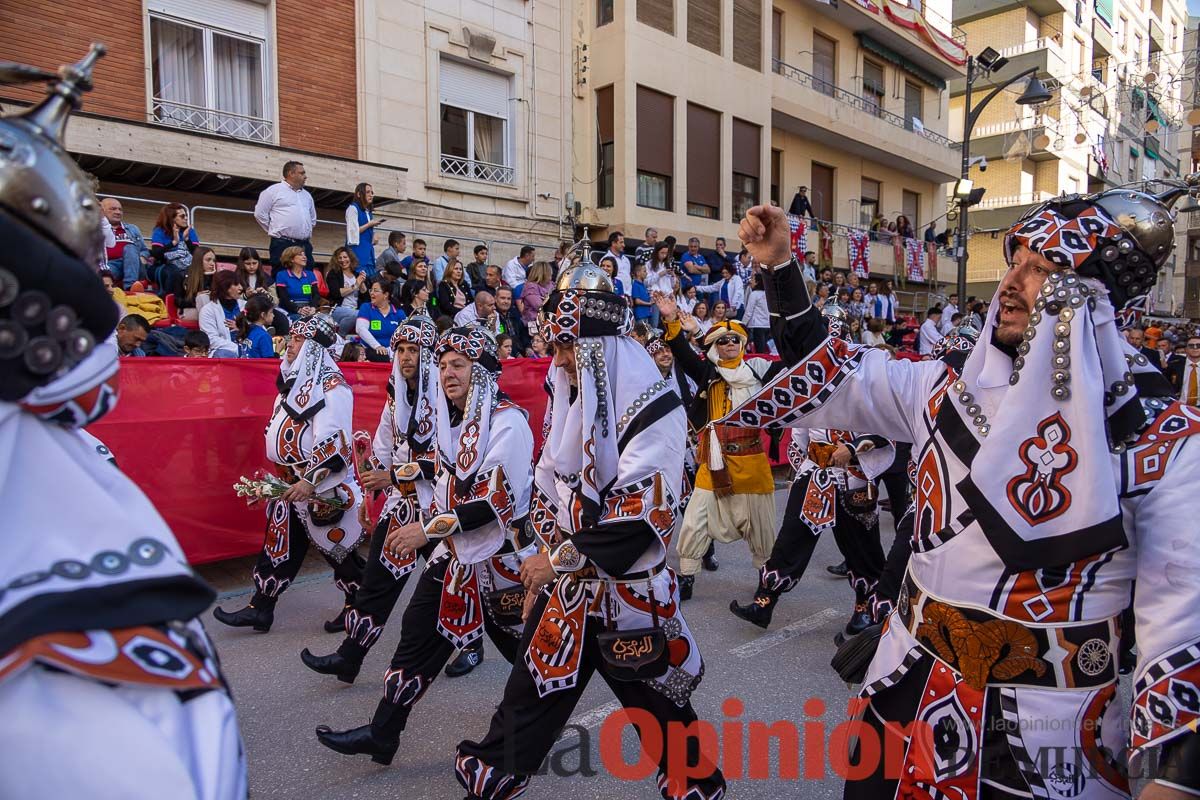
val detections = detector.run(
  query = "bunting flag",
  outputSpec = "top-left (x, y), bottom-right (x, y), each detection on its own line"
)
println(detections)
top-left (847, 230), bottom-right (870, 278)
top-left (925, 241), bottom-right (938, 276)
top-left (819, 223), bottom-right (834, 268)
top-left (893, 236), bottom-right (905, 286)
top-left (905, 238), bottom-right (926, 282)
top-left (788, 214), bottom-right (808, 262)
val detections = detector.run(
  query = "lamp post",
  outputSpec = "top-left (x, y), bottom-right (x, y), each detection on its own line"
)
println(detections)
top-left (955, 51), bottom-right (1054, 303)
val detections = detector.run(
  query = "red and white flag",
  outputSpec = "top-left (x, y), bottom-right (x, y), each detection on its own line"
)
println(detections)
top-left (847, 230), bottom-right (870, 279)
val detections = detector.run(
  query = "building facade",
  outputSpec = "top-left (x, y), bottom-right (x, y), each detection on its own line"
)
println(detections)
top-left (570, 0), bottom-right (966, 292)
top-left (0, 0), bottom-right (573, 266)
top-left (953, 0), bottom-right (1188, 305)
top-left (1176, 18), bottom-right (1199, 319)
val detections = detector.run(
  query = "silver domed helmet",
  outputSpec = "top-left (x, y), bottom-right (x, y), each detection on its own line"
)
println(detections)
top-left (1004, 175), bottom-right (1199, 316)
top-left (540, 259), bottom-right (631, 344)
top-left (0, 45), bottom-right (117, 400)
top-left (821, 301), bottom-right (851, 341)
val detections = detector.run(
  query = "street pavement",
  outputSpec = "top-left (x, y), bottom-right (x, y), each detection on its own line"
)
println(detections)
top-left (202, 488), bottom-right (893, 799)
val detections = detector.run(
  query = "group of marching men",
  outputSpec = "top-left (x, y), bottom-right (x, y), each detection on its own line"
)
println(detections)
top-left (11, 48), bottom-right (1200, 800)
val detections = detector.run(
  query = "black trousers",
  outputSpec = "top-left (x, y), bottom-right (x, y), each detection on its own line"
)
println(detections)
top-left (335, 515), bottom-right (436, 663)
top-left (269, 235), bottom-right (314, 270)
top-left (456, 589), bottom-right (726, 799)
top-left (758, 475), bottom-right (885, 603)
top-left (250, 504), bottom-right (365, 609)
top-left (369, 557), bottom-right (520, 738)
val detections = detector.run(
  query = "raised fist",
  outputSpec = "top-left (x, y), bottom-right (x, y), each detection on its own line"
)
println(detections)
top-left (737, 205), bottom-right (793, 269)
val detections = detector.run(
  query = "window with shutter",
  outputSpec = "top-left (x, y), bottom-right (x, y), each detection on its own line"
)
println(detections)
top-left (438, 59), bottom-right (513, 185)
top-left (733, 0), bottom-right (762, 71)
top-left (812, 33), bottom-right (836, 96)
top-left (688, 0), bottom-right (722, 55)
top-left (731, 118), bottom-right (761, 222)
top-left (597, 86), bottom-right (615, 208)
top-left (687, 104), bottom-right (720, 218)
top-left (638, 0), bottom-right (675, 35)
top-left (861, 178), bottom-right (880, 226)
top-left (637, 87), bottom-right (674, 210)
top-left (862, 60), bottom-right (884, 116)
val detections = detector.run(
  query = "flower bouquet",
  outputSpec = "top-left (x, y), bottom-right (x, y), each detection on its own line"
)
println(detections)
top-left (233, 471), bottom-right (350, 509)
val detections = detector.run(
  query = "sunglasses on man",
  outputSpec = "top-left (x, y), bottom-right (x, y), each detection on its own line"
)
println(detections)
top-left (713, 336), bottom-right (740, 346)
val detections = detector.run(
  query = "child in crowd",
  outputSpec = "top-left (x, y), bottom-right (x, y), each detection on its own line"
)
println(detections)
top-left (182, 330), bottom-right (211, 358)
top-left (496, 334), bottom-right (514, 360)
top-left (630, 262), bottom-right (654, 323)
top-left (236, 294), bottom-right (278, 358)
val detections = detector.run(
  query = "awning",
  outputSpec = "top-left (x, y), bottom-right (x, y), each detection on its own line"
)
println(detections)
top-left (1146, 94), bottom-right (1168, 127)
top-left (857, 33), bottom-right (947, 91)
top-left (1094, 0), bottom-right (1113, 26)
top-left (1130, 145), bottom-right (1140, 158)
top-left (1145, 143), bottom-right (1160, 160)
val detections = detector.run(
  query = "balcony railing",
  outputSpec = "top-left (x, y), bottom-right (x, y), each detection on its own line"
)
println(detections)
top-left (975, 191), bottom-right (1057, 209)
top-left (151, 98), bottom-right (274, 143)
top-left (773, 60), bottom-right (960, 150)
top-left (997, 36), bottom-right (1061, 58)
top-left (439, 154), bottom-right (515, 185)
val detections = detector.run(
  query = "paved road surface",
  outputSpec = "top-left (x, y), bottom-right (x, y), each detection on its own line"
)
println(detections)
top-left (202, 488), bottom-right (895, 799)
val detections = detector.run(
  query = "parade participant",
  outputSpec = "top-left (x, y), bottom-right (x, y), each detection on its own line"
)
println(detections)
top-left (314, 326), bottom-right (535, 765)
top-left (455, 262), bottom-right (725, 800)
top-left (645, 333), bottom-right (716, 571)
top-left (299, 314), bottom-right (467, 682)
top-left (652, 293), bottom-right (778, 600)
top-left (213, 315), bottom-right (366, 633)
top-left (0, 45), bottom-right (246, 798)
top-left (728, 307), bottom-right (885, 634)
top-left (727, 195), bottom-right (1200, 799)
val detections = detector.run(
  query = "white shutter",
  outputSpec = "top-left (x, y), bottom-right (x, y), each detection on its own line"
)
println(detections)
top-left (148, 0), bottom-right (268, 39)
top-left (439, 58), bottom-right (510, 119)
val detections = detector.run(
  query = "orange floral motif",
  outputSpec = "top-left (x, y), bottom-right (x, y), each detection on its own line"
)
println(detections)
top-left (916, 602), bottom-right (1047, 691)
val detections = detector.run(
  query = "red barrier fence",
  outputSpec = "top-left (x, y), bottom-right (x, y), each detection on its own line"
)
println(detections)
top-left (88, 357), bottom-right (785, 564)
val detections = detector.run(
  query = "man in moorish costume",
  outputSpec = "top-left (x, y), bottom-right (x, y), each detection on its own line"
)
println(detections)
top-left (314, 326), bottom-right (535, 765)
top-left (214, 316), bottom-right (367, 633)
top-left (727, 196), bottom-right (1200, 799)
top-left (645, 333), bottom-right (718, 571)
top-left (454, 262), bottom-right (725, 800)
top-left (650, 298), bottom-right (779, 600)
top-left (728, 307), bottom-right (886, 636)
top-left (299, 313), bottom-right (480, 680)
top-left (0, 46), bottom-right (246, 798)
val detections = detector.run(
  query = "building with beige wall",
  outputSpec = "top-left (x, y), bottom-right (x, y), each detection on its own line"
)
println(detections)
top-left (952, 0), bottom-right (1188, 304)
top-left (0, 0), bottom-right (573, 269)
top-left (570, 0), bottom-right (966, 294)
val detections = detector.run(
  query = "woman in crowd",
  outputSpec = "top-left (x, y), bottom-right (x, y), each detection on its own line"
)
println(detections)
top-left (339, 341), bottom-right (367, 362)
top-left (813, 282), bottom-right (831, 311)
top-left (677, 282), bottom-right (697, 315)
top-left (356, 276), bottom-right (406, 362)
top-left (835, 288), bottom-right (851, 309)
top-left (519, 261), bottom-right (554, 324)
top-left (150, 202), bottom-right (200, 288)
top-left (397, 278), bottom-right (432, 318)
top-left (236, 246), bottom-right (289, 337)
top-left (273, 245), bottom-right (323, 319)
top-left (710, 299), bottom-right (730, 327)
top-left (176, 246), bottom-right (218, 321)
top-left (743, 272), bottom-right (770, 354)
top-left (236, 294), bottom-right (278, 358)
top-left (325, 246), bottom-right (368, 335)
top-left (847, 318), bottom-right (863, 344)
top-left (408, 260), bottom-right (437, 313)
top-left (691, 299), bottom-right (712, 341)
top-left (435, 259), bottom-right (472, 320)
top-left (199, 270), bottom-right (245, 357)
top-left (862, 316), bottom-right (888, 347)
top-left (894, 214), bottom-right (914, 240)
top-left (345, 182), bottom-right (381, 277)
top-left (880, 280), bottom-right (899, 323)
top-left (846, 286), bottom-right (868, 324)
top-left (598, 254), bottom-right (624, 296)
top-left (832, 271), bottom-right (847, 295)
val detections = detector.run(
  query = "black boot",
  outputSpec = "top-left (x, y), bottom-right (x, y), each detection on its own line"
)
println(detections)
top-left (729, 588), bottom-right (779, 629)
top-left (826, 561), bottom-right (849, 578)
top-left (324, 605), bottom-right (350, 634)
top-left (212, 603), bottom-right (273, 632)
top-left (315, 723), bottom-right (399, 765)
top-left (444, 640), bottom-right (484, 678)
top-left (678, 574), bottom-right (695, 602)
top-left (702, 542), bottom-right (719, 572)
top-left (300, 647), bottom-right (361, 684)
top-left (844, 603), bottom-right (872, 636)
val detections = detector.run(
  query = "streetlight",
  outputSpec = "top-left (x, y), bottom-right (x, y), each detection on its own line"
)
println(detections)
top-left (955, 47), bottom-right (1054, 302)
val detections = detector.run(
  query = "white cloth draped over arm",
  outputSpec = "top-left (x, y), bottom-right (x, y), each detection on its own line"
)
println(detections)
top-left (356, 317), bottom-right (383, 350)
top-left (371, 395), bottom-right (395, 470)
top-left (303, 386), bottom-right (355, 493)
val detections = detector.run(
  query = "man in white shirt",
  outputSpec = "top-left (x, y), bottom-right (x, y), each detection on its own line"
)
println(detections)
top-left (502, 245), bottom-right (535, 288)
top-left (605, 231), bottom-right (632, 289)
top-left (941, 293), bottom-right (960, 335)
top-left (453, 289), bottom-right (501, 334)
top-left (255, 160), bottom-right (318, 269)
top-left (917, 307), bottom-right (943, 355)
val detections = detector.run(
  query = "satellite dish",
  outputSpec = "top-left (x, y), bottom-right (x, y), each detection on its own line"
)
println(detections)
top-left (1144, 71), bottom-right (1158, 85)
top-left (1080, 85), bottom-right (1092, 98)
top-left (1033, 133), bottom-right (1052, 149)
top-left (1075, 132), bottom-right (1088, 144)
top-left (1145, 118), bottom-right (1160, 133)
top-left (1188, 108), bottom-right (1200, 126)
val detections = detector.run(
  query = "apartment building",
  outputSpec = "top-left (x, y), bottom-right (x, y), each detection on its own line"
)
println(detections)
top-left (570, 0), bottom-right (966, 286)
top-left (1176, 18), bottom-right (1199, 319)
top-left (0, 0), bottom-right (572, 264)
top-left (952, 0), bottom-right (1188, 302)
